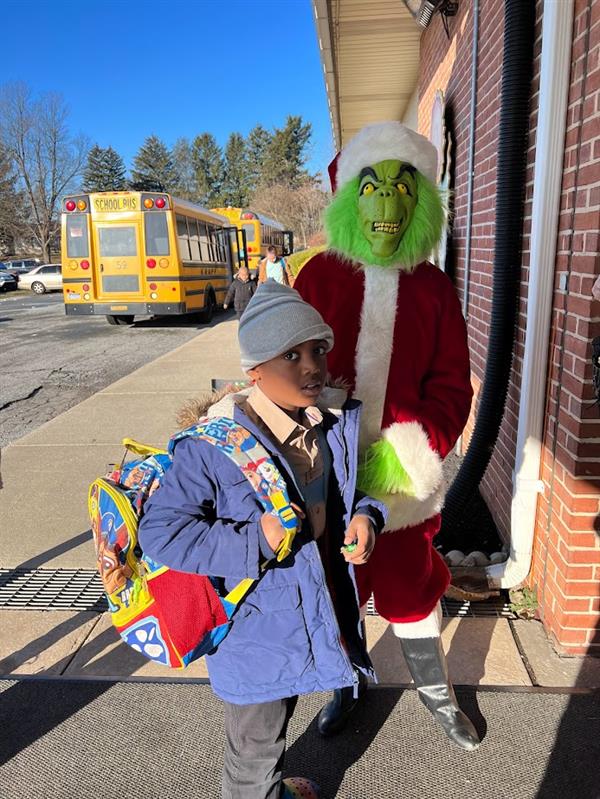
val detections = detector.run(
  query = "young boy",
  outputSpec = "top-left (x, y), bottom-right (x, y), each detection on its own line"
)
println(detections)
top-left (138, 280), bottom-right (386, 799)
top-left (223, 265), bottom-right (257, 319)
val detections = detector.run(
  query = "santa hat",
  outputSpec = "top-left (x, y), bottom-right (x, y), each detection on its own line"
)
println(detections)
top-left (328, 121), bottom-right (438, 192)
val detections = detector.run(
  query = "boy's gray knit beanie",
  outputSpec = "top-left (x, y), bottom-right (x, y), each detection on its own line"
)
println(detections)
top-left (238, 279), bottom-right (334, 371)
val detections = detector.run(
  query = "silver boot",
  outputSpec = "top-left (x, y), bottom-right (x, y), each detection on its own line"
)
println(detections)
top-left (400, 636), bottom-right (481, 751)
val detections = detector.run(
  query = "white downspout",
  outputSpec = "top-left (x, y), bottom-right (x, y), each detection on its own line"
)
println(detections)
top-left (486, 0), bottom-right (574, 589)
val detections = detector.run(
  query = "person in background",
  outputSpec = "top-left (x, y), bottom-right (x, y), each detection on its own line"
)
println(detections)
top-left (258, 246), bottom-right (292, 286)
top-left (223, 266), bottom-right (257, 319)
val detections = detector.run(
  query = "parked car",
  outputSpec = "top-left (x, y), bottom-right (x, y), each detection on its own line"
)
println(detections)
top-left (0, 266), bottom-right (18, 292)
top-left (0, 258), bottom-right (41, 278)
top-left (18, 264), bottom-right (63, 294)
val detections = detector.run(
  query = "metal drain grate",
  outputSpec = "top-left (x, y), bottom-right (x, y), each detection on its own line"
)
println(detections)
top-left (366, 593), bottom-right (515, 619)
top-left (0, 568), bottom-right (108, 612)
top-left (0, 567), bottom-right (514, 618)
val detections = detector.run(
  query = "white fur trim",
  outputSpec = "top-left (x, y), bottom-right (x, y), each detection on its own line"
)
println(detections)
top-left (375, 487), bottom-right (445, 532)
top-left (354, 268), bottom-right (399, 453)
top-left (337, 122), bottom-right (438, 189)
top-left (391, 603), bottom-right (442, 638)
top-left (383, 422), bottom-right (443, 501)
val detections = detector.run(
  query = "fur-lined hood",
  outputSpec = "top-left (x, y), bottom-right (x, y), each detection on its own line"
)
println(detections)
top-left (176, 380), bottom-right (349, 429)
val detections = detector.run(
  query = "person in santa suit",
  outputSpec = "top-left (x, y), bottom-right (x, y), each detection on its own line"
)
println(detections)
top-left (294, 121), bottom-right (480, 751)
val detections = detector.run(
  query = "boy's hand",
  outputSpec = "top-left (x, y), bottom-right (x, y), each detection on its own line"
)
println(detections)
top-left (223, 304), bottom-right (228, 310)
top-left (341, 514), bottom-right (376, 564)
top-left (260, 512), bottom-right (286, 553)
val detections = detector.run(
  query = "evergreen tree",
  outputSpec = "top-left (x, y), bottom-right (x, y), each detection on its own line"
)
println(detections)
top-left (261, 116), bottom-right (312, 188)
top-left (191, 133), bottom-right (224, 206)
top-left (172, 137), bottom-right (197, 201)
top-left (0, 141), bottom-right (22, 255)
top-left (221, 133), bottom-right (250, 207)
top-left (82, 144), bottom-right (127, 192)
top-left (130, 135), bottom-right (177, 192)
top-left (246, 124), bottom-right (272, 192)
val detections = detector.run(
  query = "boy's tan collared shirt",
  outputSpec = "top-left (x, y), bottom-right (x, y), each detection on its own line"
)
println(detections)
top-left (242, 386), bottom-right (330, 539)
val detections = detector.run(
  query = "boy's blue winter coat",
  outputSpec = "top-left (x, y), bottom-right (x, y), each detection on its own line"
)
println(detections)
top-left (138, 391), bottom-right (386, 705)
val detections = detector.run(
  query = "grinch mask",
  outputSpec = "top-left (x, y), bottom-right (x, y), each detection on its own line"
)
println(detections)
top-left (358, 160), bottom-right (418, 259)
top-left (324, 158), bottom-right (445, 270)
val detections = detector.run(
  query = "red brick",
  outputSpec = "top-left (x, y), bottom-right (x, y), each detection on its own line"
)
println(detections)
top-left (556, 627), bottom-right (590, 644)
top-left (563, 580), bottom-right (599, 596)
top-left (563, 597), bottom-right (593, 612)
top-left (560, 613), bottom-right (600, 630)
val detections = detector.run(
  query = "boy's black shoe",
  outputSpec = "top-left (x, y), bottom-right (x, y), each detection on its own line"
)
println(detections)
top-left (316, 671), bottom-right (368, 737)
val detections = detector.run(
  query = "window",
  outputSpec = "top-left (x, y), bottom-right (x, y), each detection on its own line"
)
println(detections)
top-left (188, 218), bottom-right (201, 261)
top-left (98, 226), bottom-right (137, 257)
top-left (66, 215), bottom-right (89, 258)
top-left (242, 223), bottom-right (255, 242)
top-left (205, 224), bottom-right (216, 261)
top-left (198, 221), bottom-right (211, 261)
top-left (211, 228), bottom-right (228, 263)
top-left (144, 212), bottom-right (170, 256)
top-left (176, 215), bottom-right (190, 260)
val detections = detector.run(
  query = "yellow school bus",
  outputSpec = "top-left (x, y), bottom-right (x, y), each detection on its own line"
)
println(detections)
top-left (61, 191), bottom-right (245, 325)
top-left (211, 207), bottom-right (293, 277)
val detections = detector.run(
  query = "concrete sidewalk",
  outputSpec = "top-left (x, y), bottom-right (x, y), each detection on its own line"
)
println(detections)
top-left (1, 317), bottom-right (599, 690)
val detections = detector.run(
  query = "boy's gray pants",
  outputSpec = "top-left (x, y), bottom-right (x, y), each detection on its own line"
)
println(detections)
top-left (222, 695), bottom-right (298, 799)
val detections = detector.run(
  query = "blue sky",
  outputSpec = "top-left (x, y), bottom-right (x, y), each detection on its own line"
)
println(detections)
top-left (3, 0), bottom-right (334, 176)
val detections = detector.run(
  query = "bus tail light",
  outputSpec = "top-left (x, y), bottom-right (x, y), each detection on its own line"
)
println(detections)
top-left (83, 293), bottom-right (90, 300)
top-left (150, 292), bottom-right (158, 299)
top-left (149, 283), bottom-right (157, 290)
top-left (155, 197), bottom-right (166, 208)
top-left (83, 284), bottom-right (90, 291)
top-left (144, 198), bottom-right (154, 209)
top-left (81, 260), bottom-right (90, 270)
top-left (77, 200), bottom-right (87, 211)
top-left (248, 246), bottom-right (253, 252)
top-left (147, 259), bottom-right (156, 268)
top-left (159, 258), bottom-right (169, 268)
top-left (65, 200), bottom-right (76, 211)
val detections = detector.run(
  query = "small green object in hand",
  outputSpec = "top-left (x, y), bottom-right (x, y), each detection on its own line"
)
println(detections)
top-left (343, 542), bottom-right (357, 553)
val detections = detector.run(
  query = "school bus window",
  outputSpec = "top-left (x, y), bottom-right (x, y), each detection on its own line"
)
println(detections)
top-left (211, 228), bottom-right (226, 262)
top-left (188, 218), bottom-right (201, 261)
top-left (144, 212), bottom-right (170, 256)
top-left (99, 226), bottom-right (137, 257)
top-left (205, 223), bottom-right (214, 261)
top-left (198, 221), bottom-right (211, 261)
top-left (66, 215), bottom-right (89, 258)
top-left (176, 214), bottom-right (190, 260)
top-left (243, 223), bottom-right (255, 242)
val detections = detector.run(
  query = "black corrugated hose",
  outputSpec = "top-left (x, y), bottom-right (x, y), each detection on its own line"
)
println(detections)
top-left (441, 0), bottom-right (536, 534)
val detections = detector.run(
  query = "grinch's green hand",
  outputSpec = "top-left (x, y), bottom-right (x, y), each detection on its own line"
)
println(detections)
top-left (357, 438), bottom-right (414, 495)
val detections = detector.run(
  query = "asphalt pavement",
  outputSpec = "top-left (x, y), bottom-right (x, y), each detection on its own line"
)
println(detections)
top-left (0, 290), bottom-right (229, 447)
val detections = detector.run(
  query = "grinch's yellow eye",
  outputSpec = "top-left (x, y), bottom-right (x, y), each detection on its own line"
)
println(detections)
top-left (361, 182), bottom-right (375, 196)
top-left (397, 183), bottom-right (408, 195)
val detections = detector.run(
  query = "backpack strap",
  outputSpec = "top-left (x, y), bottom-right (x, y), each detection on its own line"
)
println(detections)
top-left (169, 417), bottom-right (298, 564)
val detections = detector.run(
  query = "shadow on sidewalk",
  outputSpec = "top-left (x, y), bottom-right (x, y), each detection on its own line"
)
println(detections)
top-left (284, 687), bottom-right (401, 798)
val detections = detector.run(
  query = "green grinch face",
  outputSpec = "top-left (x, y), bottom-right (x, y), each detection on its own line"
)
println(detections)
top-left (358, 159), bottom-right (418, 258)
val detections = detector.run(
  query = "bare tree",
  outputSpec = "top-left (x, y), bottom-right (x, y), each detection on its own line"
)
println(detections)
top-left (250, 179), bottom-right (329, 249)
top-left (0, 83), bottom-right (89, 261)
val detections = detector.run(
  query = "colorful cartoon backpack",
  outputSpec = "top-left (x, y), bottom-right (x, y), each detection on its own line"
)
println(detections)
top-left (88, 417), bottom-right (298, 669)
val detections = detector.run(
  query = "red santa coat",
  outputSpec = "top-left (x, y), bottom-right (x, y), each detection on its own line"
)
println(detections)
top-left (294, 251), bottom-right (473, 622)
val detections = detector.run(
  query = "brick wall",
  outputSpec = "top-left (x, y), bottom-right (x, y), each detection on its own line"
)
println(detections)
top-left (418, 0), bottom-right (600, 655)
top-left (529, 0), bottom-right (600, 656)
